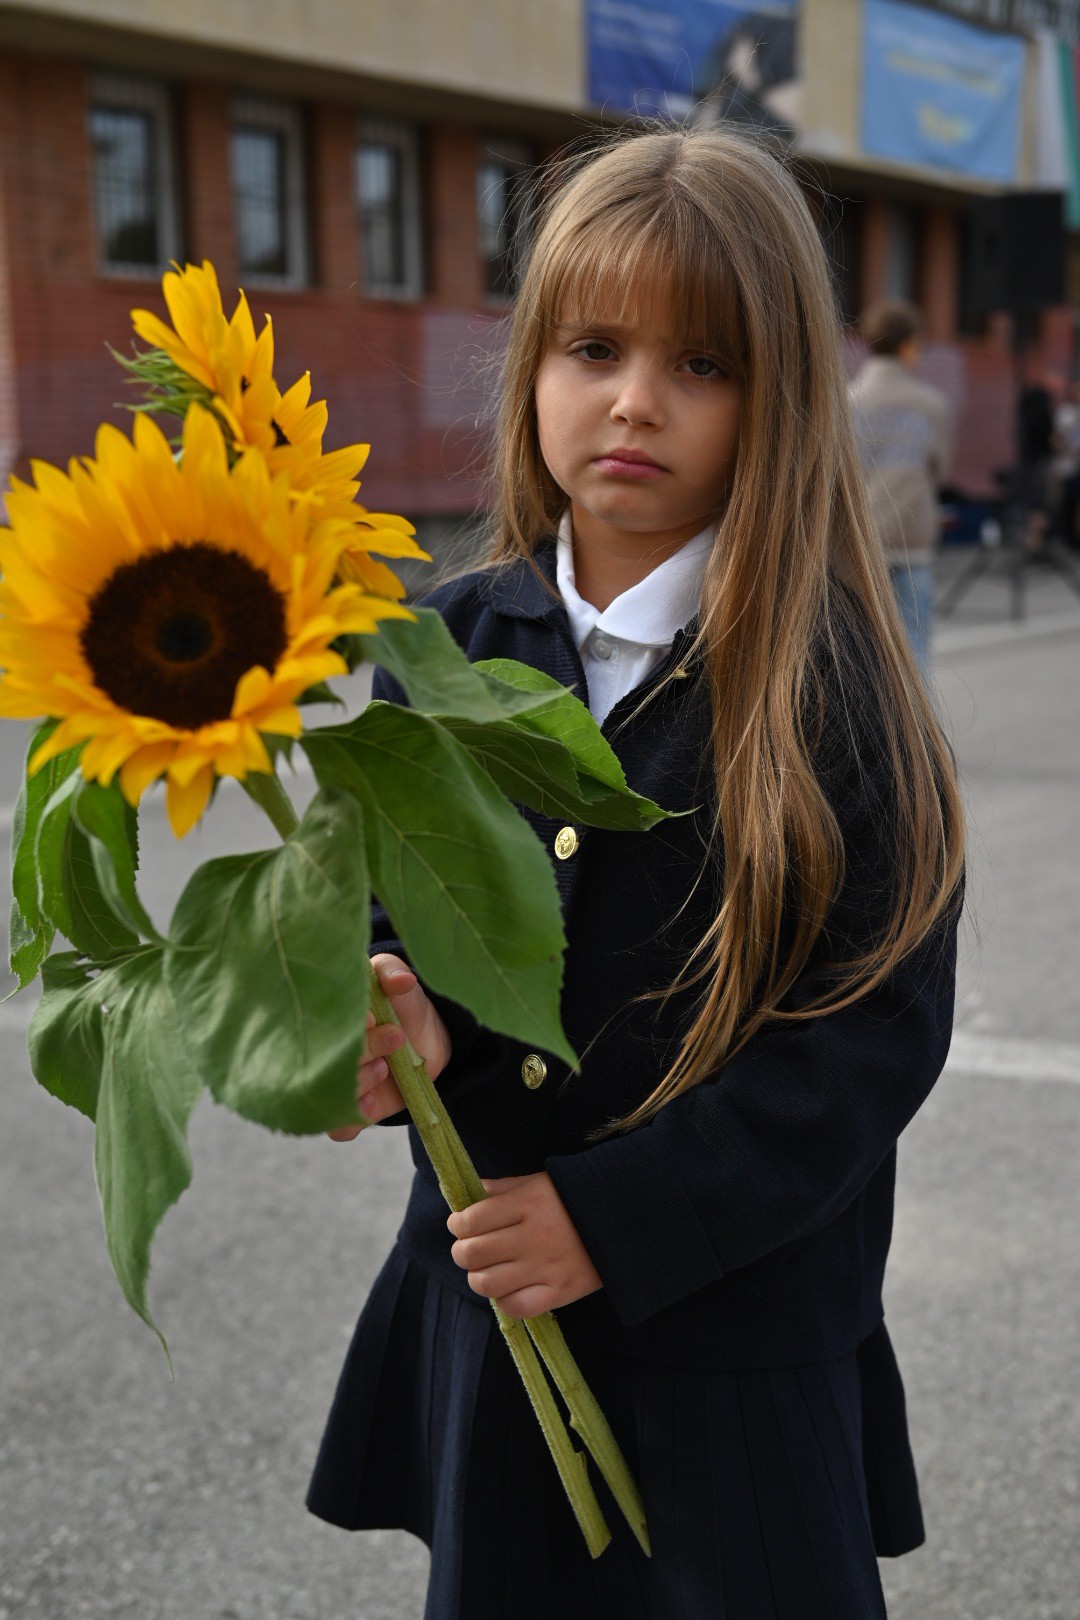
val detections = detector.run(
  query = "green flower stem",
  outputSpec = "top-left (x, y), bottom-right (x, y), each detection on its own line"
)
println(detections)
top-left (526, 1313), bottom-right (651, 1557)
top-left (243, 768), bottom-right (648, 1559)
top-left (242, 769), bottom-right (301, 839)
top-left (371, 960), bottom-right (609, 1557)
top-left (494, 1310), bottom-right (611, 1559)
top-left (372, 964), bottom-right (648, 1559)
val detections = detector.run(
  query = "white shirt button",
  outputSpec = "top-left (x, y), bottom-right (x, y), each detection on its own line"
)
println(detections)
top-left (592, 635), bottom-right (612, 660)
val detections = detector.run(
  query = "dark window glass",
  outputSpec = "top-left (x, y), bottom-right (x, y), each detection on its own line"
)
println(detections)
top-left (820, 193), bottom-right (864, 325)
top-left (359, 142), bottom-right (405, 288)
top-left (478, 156), bottom-right (530, 298)
top-left (232, 126), bottom-right (288, 277)
top-left (885, 203), bottom-right (920, 302)
top-left (90, 105), bottom-right (159, 267)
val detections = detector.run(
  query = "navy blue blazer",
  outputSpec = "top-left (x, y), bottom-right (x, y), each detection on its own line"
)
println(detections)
top-left (371, 539), bottom-right (959, 1372)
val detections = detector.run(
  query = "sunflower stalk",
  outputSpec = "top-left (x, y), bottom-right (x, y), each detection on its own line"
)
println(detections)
top-left (240, 766), bottom-right (647, 1558)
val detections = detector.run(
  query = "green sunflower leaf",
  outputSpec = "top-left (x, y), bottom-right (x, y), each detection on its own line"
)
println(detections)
top-left (8, 721), bottom-right (76, 990)
top-left (27, 950), bottom-right (109, 1121)
top-left (431, 715), bottom-right (663, 831)
top-left (165, 786), bottom-right (372, 1135)
top-left (474, 659), bottom-right (629, 789)
top-left (471, 659), bottom-right (673, 829)
top-left (35, 773), bottom-right (139, 962)
top-left (28, 944), bottom-right (202, 1356)
top-left (355, 619), bottom-right (668, 829)
top-left (360, 610), bottom-right (567, 724)
top-left (301, 705), bottom-right (575, 1066)
top-left (73, 780), bottom-right (163, 944)
top-left (28, 946), bottom-right (202, 1347)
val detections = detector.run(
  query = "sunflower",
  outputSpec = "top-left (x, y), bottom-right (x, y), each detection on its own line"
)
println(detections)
top-left (0, 406), bottom-right (413, 836)
top-left (131, 263), bottom-right (431, 568)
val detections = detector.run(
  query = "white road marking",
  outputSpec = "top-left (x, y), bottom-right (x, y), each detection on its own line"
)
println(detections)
top-left (947, 1031), bottom-right (1080, 1085)
top-left (935, 607), bottom-right (1080, 659)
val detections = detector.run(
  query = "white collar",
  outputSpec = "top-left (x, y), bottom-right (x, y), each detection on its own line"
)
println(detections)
top-left (555, 511), bottom-right (713, 653)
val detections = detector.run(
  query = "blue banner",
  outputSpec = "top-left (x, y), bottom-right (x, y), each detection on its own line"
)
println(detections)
top-left (861, 0), bottom-right (1025, 183)
top-left (586, 1), bottom-right (800, 125)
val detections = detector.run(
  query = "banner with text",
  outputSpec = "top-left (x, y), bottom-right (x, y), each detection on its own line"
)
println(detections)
top-left (861, 0), bottom-right (1025, 183)
top-left (586, 0), bottom-right (801, 129)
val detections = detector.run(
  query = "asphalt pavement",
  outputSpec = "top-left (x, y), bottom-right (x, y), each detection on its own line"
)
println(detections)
top-left (1, 555), bottom-right (1077, 1620)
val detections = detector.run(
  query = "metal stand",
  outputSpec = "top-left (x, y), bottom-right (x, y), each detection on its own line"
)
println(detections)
top-left (937, 495), bottom-right (1080, 624)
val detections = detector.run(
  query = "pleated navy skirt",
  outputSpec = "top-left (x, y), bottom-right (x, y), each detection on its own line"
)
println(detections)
top-left (306, 1247), bottom-right (923, 1620)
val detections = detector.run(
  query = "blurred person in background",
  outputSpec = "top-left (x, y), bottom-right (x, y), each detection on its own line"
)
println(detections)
top-left (849, 299), bottom-right (953, 682)
top-left (1015, 367), bottom-right (1060, 553)
top-left (1053, 378), bottom-right (1080, 549)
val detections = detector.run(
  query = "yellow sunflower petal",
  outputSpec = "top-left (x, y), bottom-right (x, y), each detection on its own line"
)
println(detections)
top-left (80, 728), bottom-right (144, 786)
top-left (251, 703), bottom-right (305, 737)
top-left (119, 742), bottom-right (178, 807)
top-left (337, 552), bottom-right (409, 601)
top-left (166, 762), bottom-right (215, 837)
top-left (231, 664), bottom-right (274, 715)
top-left (28, 713), bottom-right (104, 772)
top-left (316, 444), bottom-right (372, 482)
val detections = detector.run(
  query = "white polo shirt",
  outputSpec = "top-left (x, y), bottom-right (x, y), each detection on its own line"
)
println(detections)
top-left (555, 511), bottom-right (713, 725)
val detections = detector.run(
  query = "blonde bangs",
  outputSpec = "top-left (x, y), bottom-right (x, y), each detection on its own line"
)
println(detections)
top-left (528, 197), bottom-right (747, 379)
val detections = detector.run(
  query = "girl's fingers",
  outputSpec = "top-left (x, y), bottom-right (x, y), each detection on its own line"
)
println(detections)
top-left (327, 1123), bottom-right (366, 1142)
top-left (362, 1022), bottom-right (407, 1064)
top-left (357, 1075), bottom-right (405, 1122)
top-left (462, 1260), bottom-right (534, 1301)
top-left (371, 955), bottom-right (418, 1002)
top-left (449, 1228), bottom-right (520, 1271)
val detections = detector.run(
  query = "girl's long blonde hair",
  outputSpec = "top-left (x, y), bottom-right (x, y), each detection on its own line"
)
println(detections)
top-left (487, 124), bottom-right (965, 1133)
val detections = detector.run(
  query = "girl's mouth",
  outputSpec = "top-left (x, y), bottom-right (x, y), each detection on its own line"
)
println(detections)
top-left (593, 450), bottom-right (667, 480)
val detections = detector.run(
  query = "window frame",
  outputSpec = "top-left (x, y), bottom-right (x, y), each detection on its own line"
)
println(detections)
top-left (88, 71), bottom-right (181, 278)
top-left (356, 117), bottom-right (424, 300)
top-left (230, 95), bottom-right (309, 288)
top-left (476, 135), bottom-right (534, 303)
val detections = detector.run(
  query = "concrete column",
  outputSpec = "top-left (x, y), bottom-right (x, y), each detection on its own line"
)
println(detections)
top-left (428, 125), bottom-right (481, 306)
top-left (920, 207), bottom-right (959, 339)
top-left (310, 102), bottom-right (358, 294)
top-left (181, 81), bottom-right (237, 284)
top-left (860, 196), bottom-right (891, 313)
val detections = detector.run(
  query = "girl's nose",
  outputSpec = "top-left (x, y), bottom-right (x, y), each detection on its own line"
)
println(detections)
top-left (610, 367), bottom-right (664, 428)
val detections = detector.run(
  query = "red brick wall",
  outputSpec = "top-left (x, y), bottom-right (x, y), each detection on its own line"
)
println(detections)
top-left (0, 48), bottom-right (495, 523)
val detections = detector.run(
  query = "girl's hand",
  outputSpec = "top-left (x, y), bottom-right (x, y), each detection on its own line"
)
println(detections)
top-left (327, 954), bottom-right (452, 1140)
top-left (446, 1172), bottom-right (603, 1319)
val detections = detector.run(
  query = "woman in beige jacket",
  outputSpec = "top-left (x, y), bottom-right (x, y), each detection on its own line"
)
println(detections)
top-left (849, 299), bottom-right (953, 681)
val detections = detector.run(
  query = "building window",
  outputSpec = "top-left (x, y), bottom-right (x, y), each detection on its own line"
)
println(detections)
top-left (820, 192), bottom-right (864, 325)
top-left (356, 119), bottom-right (423, 297)
top-left (477, 137), bottom-right (533, 299)
top-left (88, 73), bottom-right (180, 274)
top-left (884, 203), bottom-right (920, 301)
top-left (230, 97), bottom-right (308, 284)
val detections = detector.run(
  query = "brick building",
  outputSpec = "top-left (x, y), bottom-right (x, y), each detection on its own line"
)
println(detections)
top-left (0, 0), bottom-right (1077, 529)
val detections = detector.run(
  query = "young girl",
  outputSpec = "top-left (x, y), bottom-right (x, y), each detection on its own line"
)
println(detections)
top-left (306, 125), bottom-right (965, 1620)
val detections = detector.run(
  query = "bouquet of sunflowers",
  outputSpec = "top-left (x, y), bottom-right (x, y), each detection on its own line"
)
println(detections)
top-left (0, 263), bottom-right (662, 1558)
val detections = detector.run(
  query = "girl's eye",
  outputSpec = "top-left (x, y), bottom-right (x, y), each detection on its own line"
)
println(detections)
top-left (572, 341), bottom-right (616, 362)
top-left (684, 355), bottom-right (724, 379)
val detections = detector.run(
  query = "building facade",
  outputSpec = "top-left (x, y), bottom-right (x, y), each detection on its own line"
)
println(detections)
top-left (0, 0), bottom-right (1076, 524)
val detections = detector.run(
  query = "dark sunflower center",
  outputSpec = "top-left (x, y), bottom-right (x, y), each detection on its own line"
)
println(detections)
top-left (81, 542), bottom-right (288, 729)
top-left (156, 612), bottom-right (215, 664)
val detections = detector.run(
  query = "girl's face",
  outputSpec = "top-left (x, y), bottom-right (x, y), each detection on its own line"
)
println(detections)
top-left (534, 299), bottom-right (743, 558)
